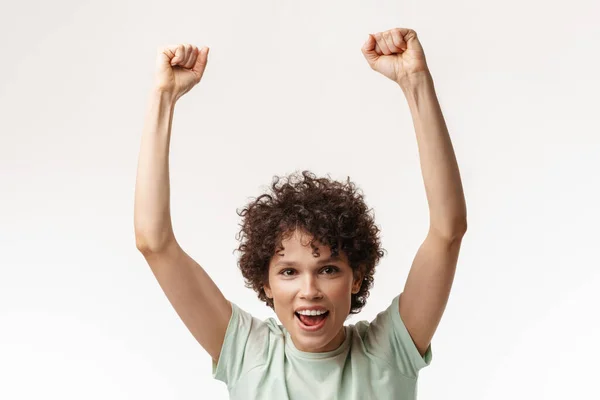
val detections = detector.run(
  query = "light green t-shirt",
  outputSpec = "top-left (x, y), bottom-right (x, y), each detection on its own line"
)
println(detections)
top-left (212, 294), bottom-right (432, 399)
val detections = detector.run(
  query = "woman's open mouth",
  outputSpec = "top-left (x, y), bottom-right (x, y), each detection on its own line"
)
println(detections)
top-left (294, 311), bottom-right (330, 331)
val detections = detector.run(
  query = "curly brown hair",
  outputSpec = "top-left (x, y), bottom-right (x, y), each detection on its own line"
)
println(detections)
top-left (235, 170), bottom-right (386, 314)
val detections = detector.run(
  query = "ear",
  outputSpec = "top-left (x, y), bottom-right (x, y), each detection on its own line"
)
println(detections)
top-left (351, 269), bottom-right (364, 294)
top-left (264, 283), bottom-right (272, 299)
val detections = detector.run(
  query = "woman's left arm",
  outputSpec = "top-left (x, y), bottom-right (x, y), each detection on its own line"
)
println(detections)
top-left (398, 70), bottom-right (467, 356)
top-left (401, 71), bottom-right (467, 237)
top-left (362, 29), bottom-right (467, 356)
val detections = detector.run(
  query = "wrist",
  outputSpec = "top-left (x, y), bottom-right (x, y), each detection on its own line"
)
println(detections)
top-left (397, 69), bottom-right (433, 92)
top-left (151, 86), bottom-right (178, 107)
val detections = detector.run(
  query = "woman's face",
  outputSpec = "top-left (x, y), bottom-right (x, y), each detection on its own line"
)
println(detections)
top-left (264, 229), bottom-right (362, 353)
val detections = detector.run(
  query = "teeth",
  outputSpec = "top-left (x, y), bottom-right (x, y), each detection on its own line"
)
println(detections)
top-left (297, 309), bottom-right (327, 316)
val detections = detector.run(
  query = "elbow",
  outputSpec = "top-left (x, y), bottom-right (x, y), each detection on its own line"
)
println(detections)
top-left (431, 218), bottom-right (468, 243)
top-left (135, 231), bottom-right (175, 255)
top-left (135, 235), bottom-right (154, 254)
top-left (453, 218), bottom-right (468, 238)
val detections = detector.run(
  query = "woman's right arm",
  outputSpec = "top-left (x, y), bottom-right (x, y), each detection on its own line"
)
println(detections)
top-left (134, 44), bottom-right (231, 364)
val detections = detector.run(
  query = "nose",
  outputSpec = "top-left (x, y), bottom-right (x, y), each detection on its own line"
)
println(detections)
top-left (299, 275), bottom-right (322, 299)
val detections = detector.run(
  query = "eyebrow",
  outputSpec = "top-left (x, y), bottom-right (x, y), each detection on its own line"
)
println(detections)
top-left (274, 256), bottom-right (342, 268)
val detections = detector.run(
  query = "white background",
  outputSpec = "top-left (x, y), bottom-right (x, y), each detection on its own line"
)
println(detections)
top-left (1, 0), bottom-right (599, 399)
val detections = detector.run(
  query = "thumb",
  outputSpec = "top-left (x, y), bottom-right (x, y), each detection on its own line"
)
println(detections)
top-left (189, 47), bottom-right (209, 82)
top-left (361, 34), bottom-right (378, 67)
top-left (193, 47), bottom-right (209, 73)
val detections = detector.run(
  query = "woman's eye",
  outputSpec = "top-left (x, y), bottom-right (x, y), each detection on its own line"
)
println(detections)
top-left (281, 269), bottom-right (295, 276)
top-left (322, 266), bottom-right (339, 274)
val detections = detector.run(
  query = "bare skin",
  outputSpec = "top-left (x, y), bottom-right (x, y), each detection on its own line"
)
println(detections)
top-left (134, 44), bottom-right (231, 364)
top-left (361, 28), bottom-right (467, 355)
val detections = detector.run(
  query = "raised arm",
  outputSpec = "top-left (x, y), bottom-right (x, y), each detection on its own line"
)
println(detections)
top-left (362, 29), bottom-right (467, 356)
top-left (134, 44), bottom-right (231, 363)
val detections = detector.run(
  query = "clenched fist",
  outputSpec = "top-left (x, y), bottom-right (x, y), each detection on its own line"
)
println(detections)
top-left (154, 44), bottom-right (209, 102)
top-left (361, 28), bottom-right (428, 86)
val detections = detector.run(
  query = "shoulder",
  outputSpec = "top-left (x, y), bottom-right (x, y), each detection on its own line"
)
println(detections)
top-left (213, 303), bottom-right (285, 386)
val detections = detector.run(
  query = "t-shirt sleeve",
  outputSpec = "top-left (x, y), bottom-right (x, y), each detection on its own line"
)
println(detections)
top-left (363, 293), bottom-right (433, 378)
top-left (211, 301), bottom-right (268, 389)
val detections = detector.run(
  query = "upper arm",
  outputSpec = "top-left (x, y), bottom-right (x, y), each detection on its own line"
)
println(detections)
top-left (140, 239), bottom-right (232, 363)
top-left (399, 230), bottom-right (465, 356)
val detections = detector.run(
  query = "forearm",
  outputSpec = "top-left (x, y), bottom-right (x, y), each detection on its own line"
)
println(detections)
top-left (134, 89), bottom-right (178, 252)
top-left (399, 71), bottom-right (467, 239)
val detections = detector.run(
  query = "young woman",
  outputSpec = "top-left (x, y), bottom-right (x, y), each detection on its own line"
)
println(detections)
top-left (134, 27), bottom-right (467, 399)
